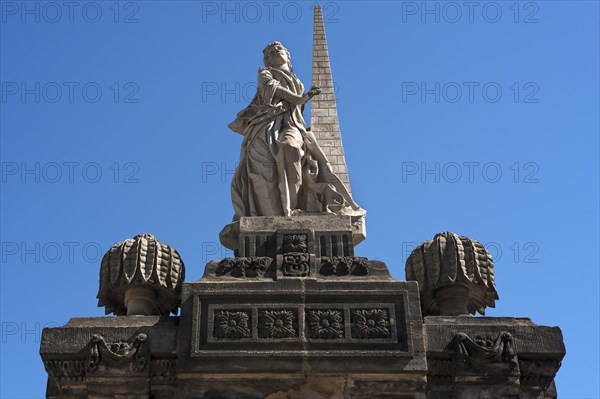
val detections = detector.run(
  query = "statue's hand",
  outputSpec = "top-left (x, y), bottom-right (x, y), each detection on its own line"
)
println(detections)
top-left (299, 87), bottom-right (321, 105)
top-left (308, 86), bottom-right (321, 97)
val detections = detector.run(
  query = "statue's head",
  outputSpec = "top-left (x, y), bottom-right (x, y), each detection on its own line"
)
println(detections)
top-left (263, 41), bottom-right (292, 70)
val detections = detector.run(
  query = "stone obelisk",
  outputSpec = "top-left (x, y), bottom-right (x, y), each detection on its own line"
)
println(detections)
top-left (311, 5), bottom-right (351, 193)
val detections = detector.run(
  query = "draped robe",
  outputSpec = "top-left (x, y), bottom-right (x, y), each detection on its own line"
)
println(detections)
top-left (220, 66), bottom-right (365, 249)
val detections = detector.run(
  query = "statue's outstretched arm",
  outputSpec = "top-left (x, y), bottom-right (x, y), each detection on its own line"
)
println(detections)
top-left (273, 86), bottom-right (305, 105)
top-left (258, 68), bottom-right (320, 106)
top-left (274, 86), bottom-right (320, 106)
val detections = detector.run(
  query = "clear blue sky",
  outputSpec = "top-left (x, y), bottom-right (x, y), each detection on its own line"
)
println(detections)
top-left (1, 1), bottom-right (598, 398)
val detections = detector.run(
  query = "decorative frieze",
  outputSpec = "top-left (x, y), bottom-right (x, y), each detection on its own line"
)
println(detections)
top-left (203, 303), bottom-right (398, 344)
top-left (427, 358), bottom-right (453, 384)
top-left (320, 256), bottom-right (368, 276)
top-left (519, 359), bottom-right (561, 387)
top-left (216, 257), bottom-right (272, 278)
top-left (150, 358), bottom-right (177, 382)
top-left (44, 359), bottom-right (87, 383)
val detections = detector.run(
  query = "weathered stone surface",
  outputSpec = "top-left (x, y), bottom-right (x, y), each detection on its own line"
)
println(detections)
top-left (204, 258), bottom-right (393, 281)
top-left (224, 214), bottom-right (365, 256)
top-left (97, 233), bottom-right (185, 316)
top-left (205, 215), bottom-right (388, 282)
top-left (179, 278), bottom-right (426, 371)
top-left (174, 262), bottom-right (427, 398)
top-left (240, 214), bottom-right (352, 232)
top-left (42, 251), bottom-right (565, 399)
top-left (424, 316), bottom-right (565, 399)
top-left (41, 316), bottom-right (179, 399)
top-left (177, 374), bottom-right (427, 399)
top-left (311, 5), bottom-right (351, 193)
top-left (179, 218), bottom-right (426, 396)
top-left (235, 215), bottom-right (365, 258)
top-left (406, 232), bottom-right (498, 316)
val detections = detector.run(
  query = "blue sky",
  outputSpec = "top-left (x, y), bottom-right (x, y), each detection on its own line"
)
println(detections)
top-left (1, 1), bottom-right (598, 398)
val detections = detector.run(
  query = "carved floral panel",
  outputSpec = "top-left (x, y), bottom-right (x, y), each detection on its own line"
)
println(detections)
top-left (351, 309), bottom-right (391, 339)
top-left (258, 309), bottom-right (297, 338)
top-left (307, 309), bottom-right (344, 339)
top-left (213, 310), bottom-right (251, 340)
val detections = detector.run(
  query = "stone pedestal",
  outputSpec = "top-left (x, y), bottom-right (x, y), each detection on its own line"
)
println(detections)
top-left (178, 215), bottom-right (427, 398)
top-left (40, 217), bottom-right (565, 398)
top-left (177, 277), bottom-right (426, 398)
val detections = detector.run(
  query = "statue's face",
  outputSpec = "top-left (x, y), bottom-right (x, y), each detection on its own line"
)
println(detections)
top-left (266, 43), bottom-right (289, 68)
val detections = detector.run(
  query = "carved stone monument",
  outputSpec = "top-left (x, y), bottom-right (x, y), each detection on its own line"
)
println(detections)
top-left (40, 5), bottom-right (565, 399)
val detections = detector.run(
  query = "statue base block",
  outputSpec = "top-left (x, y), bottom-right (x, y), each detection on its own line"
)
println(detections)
top-left (221, 215), bottom-right (366, 252)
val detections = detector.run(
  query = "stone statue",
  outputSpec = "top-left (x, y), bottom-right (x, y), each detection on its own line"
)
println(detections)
top-left (220, 42), bottom-right (365, 250)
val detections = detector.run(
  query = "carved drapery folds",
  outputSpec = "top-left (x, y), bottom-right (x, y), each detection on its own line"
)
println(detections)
top-left (97, 233), bottom-right (185, 316)
top-left (427, 331), bottom-right (520, 391)
top-left (88, 333), bottom-right (149, 371)
top-left (43, 332), bottom-right (179, 393)
top-left (453, 331), bottom-right (517, 367)
top-left (405, 232), bottom-right (498, 316)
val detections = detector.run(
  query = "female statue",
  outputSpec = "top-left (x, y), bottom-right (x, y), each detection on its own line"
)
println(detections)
top-left (220, 42), bottom-right (365, 249)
